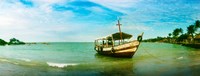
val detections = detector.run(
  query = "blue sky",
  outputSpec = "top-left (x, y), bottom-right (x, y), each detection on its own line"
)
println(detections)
top-left (0, 0), bottom-right (199, 42)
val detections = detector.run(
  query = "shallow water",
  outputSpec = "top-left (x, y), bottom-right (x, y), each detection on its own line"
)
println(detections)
top-left (0, 42), bottom-right (200, 76)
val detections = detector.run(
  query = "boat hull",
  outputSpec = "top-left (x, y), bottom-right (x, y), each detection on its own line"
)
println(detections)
top-left (96, 51), bottom-right (136, 58)
top-left (94, 40), bottom-right (140, 58)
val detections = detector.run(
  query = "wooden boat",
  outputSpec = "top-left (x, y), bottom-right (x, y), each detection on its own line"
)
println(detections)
top-left (94, 20), bottom-right (144, 58)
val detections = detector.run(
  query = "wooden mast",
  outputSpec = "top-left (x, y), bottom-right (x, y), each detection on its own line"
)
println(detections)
top-left (116, 19), bottom-right (123, 43)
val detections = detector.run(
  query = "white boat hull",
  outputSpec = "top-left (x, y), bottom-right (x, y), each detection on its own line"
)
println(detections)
top-left (94, 40), bottom-right (140, 58)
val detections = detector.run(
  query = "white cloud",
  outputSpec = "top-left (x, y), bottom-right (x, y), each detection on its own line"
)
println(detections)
top-left (123, 25), bottom-right (152, 31)
top-left (32, 0), bottom-right (69, 13)
top-left (90, 6), bottom-right (105, 13)
top-left (0, 0), bottom-right (77, 42)
top-left (0, 0), bottom-right (199, 42)
top-left (0, 7), bottom-right (31, 30)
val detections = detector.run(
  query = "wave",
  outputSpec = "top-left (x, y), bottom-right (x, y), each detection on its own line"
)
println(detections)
top-left (0, 58), bottom-right (9, 62)
top-left (47, 62), bottom-right (78, 68)
top-left (0, 57), bottom-right (78, 69)
top-left (16, 58), bottom-right (31, 62)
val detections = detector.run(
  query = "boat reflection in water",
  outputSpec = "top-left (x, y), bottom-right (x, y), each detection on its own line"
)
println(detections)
top-left (95, 54), bottom-right (135, 76)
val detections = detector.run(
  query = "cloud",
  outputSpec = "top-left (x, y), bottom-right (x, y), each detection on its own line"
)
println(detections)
top-left (123, 25), bottom-right (152, 31)
top-left (0, 0), bottom-right (76, 42)
top-left (0, 0), bottom-right (200, 42)
top-left (51, 0), bottom-right (124, 22)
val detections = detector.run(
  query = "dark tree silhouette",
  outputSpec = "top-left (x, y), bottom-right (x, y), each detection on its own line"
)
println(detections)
top-left (172, 28), bottom-right (183, 38)
top-left (194, 20), bottom-right (200, 34)
top-left (168, 33), bottom-right (172, 38)
top-left (195, 20), bottom-right (200, 28)
top-left (177, 34), bottom-right (188, 42)
top-left (8, 38), bottom-right (25, 45)
top-left (0, 39), bottom-right (7, 45)
top-left (187, 25), bottom-right (196, 38)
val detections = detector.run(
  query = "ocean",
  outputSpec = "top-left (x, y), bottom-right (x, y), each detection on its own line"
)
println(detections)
top-left (0, 42), bottom-right (200, 76)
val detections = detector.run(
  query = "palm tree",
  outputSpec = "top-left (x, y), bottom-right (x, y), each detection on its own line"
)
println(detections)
top-left (172, 28), bottom-right (183, 38)
top-left (195, 20), bottom-right (200, 34)
top-left (168, 33), bottom-right (172, 38)
top-left (187, 25), bottom-right (196, 38)
top-left (195, 20), bottom-right (200, 28)
top-left (179, 28), bottom-right (183, 34)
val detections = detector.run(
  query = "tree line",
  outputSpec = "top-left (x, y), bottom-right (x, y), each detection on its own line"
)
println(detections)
top-left (0, 38), bottom-right (25, 45)
top-left (143, 20), bottom-right (200, 43)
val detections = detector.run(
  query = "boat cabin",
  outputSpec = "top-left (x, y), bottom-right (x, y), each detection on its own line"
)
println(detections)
top-left (95, 32), bottom-right (133, 48)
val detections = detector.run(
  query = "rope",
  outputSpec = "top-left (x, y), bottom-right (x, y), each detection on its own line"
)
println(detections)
top-left (143, 49), bottom-right (165, 62)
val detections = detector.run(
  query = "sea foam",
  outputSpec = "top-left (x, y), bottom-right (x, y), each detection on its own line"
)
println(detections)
top-left (47, 62), bottom-right (78, 68)
top-left (0, 59), bottom-right (9, 62)
top-left (17, 58), bottom-right (31, 62)
top-left (176, 56), bottom-right (183, 60)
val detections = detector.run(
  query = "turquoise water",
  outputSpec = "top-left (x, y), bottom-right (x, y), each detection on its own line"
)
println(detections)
top-left (0, 42), bottom-right (200, 76)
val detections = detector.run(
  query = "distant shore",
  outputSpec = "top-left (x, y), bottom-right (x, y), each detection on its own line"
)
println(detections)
top-left (143, 20), bottom-right (200, 49)
top-left (143, 38), bottom-right (200, 49)
top-left (0, 38), bottom-right (25, 45)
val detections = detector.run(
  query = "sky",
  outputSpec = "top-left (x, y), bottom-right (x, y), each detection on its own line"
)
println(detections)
top-left (0, 0), bottom-right (200, 42)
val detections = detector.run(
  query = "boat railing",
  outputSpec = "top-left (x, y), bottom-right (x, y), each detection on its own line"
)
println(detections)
top-left (95, 39), bottom-right (138, 48)
top-left (95, 43), bottom-right (113, 48)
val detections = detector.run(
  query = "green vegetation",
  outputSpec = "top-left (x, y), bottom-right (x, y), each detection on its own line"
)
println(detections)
top-left (143, 36), bottom-right (168, 42)
top-left (0, 39), bottom-right (7, 45)
top-left (0, 38), bottom-right (25, 46)
top-left (172, 28), bottom-right (183, 38)
top-left (143, 20), bottom-right (200, 45)
top-left (8, 38), bottom-right (25, 45)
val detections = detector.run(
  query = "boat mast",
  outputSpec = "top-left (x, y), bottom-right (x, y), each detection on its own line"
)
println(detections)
top-left (116, 19), bottom-right (123, 43)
